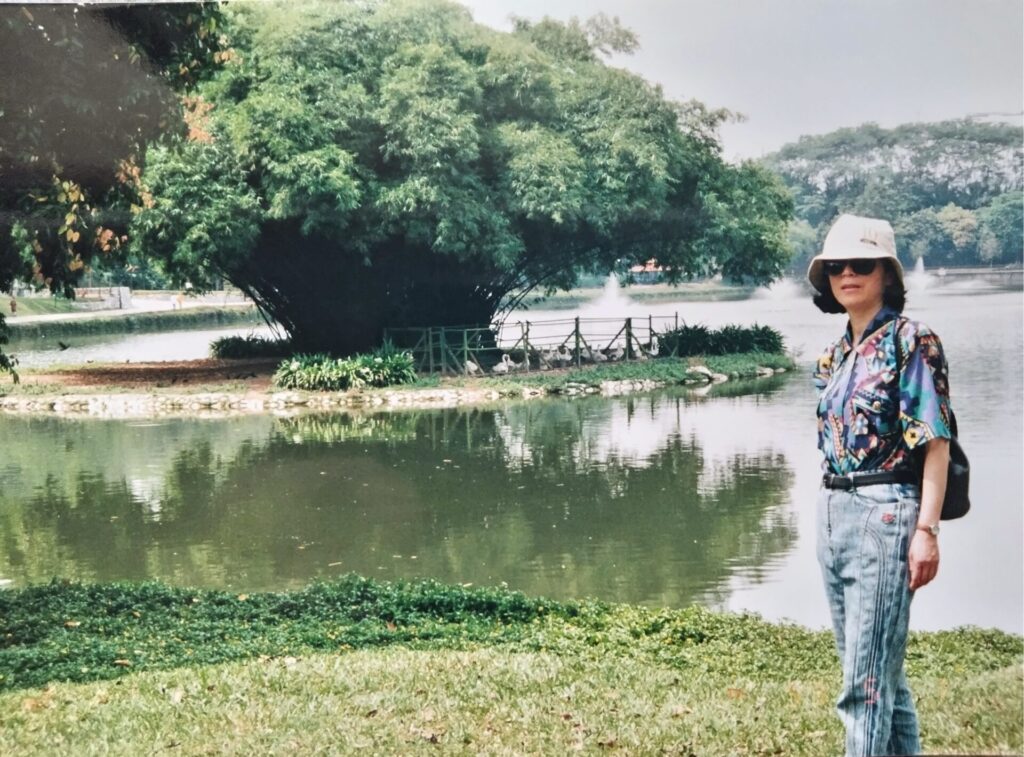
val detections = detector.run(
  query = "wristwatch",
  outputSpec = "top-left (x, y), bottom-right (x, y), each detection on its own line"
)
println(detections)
top-left (916, 522), bottom-right (940, 537)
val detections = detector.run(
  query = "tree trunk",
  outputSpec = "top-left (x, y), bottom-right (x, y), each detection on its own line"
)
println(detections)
top-left (231, 222), bottom-right (502, 355)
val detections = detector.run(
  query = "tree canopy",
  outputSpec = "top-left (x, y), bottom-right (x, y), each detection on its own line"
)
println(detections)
top-left (130, 0), bottom-right (793, 354)
top-left (0, 3), bottom-right (225, 373)
top-left (0, 3), bottom-right (225, 296)
top-left (762, 120), bottom-right (1023, 272)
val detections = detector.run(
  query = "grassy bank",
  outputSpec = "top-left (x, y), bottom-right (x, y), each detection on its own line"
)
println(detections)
top-left (411, 353), bottom-right (795, 394)
top-left (0, 354), bottom-right (794, 406)
top-left (6, 305), bottom-right (262, 341)
top-left (3, 297), bottom-right (78, 317)
top-left (0, 578), bottom-right (1020, 755)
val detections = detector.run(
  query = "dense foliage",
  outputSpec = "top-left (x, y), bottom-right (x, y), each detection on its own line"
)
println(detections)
top-left (0, 3), bottom-right (226, 374)
top-left (763, 120), bottom-right (1023, 273)
top-left (130, 0), bottom-right (793, 354)
top-left (0, 577), bottom-right (1019, 692)
top-left (273, 346), bottom-right (418, 391)
top-left (209, 334), bottom-right (292, 359)
top-left (658, 323), bottom-right (784, 356)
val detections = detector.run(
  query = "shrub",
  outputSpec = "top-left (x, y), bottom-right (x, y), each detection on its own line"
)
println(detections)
top-left (659, 324), bottom-right (713, 355)
top-left (658, 323), bottom-right (784, 357)
top-left (273, 345), bottom-right (417, 391)
top-left (210, 334), bottom-right (293, 359)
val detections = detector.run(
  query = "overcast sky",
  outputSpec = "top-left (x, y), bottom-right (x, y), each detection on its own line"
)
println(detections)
top-left (459, 0), bottom-right (1024, 160)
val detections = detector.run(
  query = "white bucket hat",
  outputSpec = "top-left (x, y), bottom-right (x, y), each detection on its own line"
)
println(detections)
top-left (807, 213), bottom-right (904, 294)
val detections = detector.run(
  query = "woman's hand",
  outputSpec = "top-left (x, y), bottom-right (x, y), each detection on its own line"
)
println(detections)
top-left (910, 437), bottom-right (948, 590)
top-left (908, 531), bottom-right (939, 590)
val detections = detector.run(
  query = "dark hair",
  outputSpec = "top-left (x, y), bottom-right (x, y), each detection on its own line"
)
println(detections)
top-left (812, 260), bottom-right (906, 314)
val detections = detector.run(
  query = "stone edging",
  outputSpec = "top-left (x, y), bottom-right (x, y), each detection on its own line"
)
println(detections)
top-left (0, 366), bottom-right (788, 418)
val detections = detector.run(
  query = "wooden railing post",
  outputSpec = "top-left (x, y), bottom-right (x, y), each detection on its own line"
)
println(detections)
top-left (625, 317), bottom-right (633, 360)
top-left (574, 316), bottom-right (581, 367)
top-left (522, 321), bottom-right (530, 371)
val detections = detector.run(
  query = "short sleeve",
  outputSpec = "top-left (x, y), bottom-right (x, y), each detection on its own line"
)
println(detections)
top-left (898, 321), bottom-right (953, 449)
top-left (813, 346), bottom-right (835, 393)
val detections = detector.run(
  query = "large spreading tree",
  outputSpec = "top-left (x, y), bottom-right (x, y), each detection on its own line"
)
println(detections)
top-left (131, 0), bottom-right (793, 355)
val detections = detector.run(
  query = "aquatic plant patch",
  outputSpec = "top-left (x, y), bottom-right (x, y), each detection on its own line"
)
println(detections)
top-left (0, 576), bottom-right (1019, 694)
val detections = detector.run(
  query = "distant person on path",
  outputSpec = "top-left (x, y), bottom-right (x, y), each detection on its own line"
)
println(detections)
top-left (809, 214), bottom-right (951, 756)
top-left (8, 297), bottom-right (15, 314)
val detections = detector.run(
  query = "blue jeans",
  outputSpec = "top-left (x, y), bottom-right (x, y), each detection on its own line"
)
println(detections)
top-left (816, 482), bottom-right (921, 757)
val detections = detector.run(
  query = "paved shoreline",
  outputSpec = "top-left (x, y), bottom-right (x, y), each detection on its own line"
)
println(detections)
top-left (0, 366), bottom-right (787, 418)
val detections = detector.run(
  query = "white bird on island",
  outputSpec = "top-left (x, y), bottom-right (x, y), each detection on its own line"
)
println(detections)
top-left (647, 335), bottom-right (660, 357)
top-left (554, 345), bottom-right (573, 367)
top-left (587, 347), bottom-right (608, 363)
top-left (465, 359), bottom-right (481, 375)
top-left (609, 346), bottom-right (626, 361)
top-left (491, 354), bottom-right (512, 374)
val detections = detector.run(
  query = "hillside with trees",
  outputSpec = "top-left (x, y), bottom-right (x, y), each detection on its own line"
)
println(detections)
top-left (763, 120), bottom-right (1023, 274)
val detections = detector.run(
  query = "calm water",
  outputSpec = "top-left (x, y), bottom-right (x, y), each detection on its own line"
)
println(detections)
top-left (8, 324), bottom-right (277, 369)
top-left (0, 279), bottom-right (1020, 632)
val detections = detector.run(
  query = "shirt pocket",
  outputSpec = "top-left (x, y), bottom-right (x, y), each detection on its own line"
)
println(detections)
top-left (850, 385), bottom-right (898, 436)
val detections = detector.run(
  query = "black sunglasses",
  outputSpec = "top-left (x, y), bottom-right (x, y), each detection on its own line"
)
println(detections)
top-left (823, 259), bottom-right (879, 277)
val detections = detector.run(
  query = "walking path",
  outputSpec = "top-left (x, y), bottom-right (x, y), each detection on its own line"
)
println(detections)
top-left (6, 293), bottom-right (254, 324)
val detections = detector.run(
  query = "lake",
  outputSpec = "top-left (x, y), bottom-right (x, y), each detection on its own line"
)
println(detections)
top-left (0, 275), bottom-right (1020, 632)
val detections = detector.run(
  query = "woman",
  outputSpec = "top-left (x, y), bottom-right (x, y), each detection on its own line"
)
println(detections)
top-left (808, 214), bottom-right (952, 757)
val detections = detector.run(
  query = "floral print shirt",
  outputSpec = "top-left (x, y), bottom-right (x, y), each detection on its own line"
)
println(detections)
top-left (813, 305), bottom-right (953, 475)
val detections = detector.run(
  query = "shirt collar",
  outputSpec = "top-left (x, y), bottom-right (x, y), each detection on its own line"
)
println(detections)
top-left (839, 305), bottom-right (900, 356)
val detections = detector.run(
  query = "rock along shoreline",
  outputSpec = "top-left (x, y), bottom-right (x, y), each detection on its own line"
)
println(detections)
top-left (0, 364), bottom-right (788, 419)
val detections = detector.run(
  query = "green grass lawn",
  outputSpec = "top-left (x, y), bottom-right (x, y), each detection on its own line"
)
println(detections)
top-left (4, 297), bottom-right (79, 317)
top-left (0, 577), bottom-right (1019, 755)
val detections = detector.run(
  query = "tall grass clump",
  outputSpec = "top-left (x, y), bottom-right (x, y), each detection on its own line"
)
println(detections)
top-left (659, 323), bottom-right (784, 356)
top-left (273, 344), bottom-right (417, 391)
top-left (210, 334), bottom-right (293, 359)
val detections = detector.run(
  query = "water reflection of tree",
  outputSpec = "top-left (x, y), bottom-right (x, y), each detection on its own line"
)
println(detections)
top-left (2, 403), bottom-right (796, 606)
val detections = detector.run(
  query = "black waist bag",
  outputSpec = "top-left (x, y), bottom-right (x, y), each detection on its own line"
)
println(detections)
top-left (894, 317), bottom-right (970, 520)
top-left (942, 416), bottom-right (970, 520)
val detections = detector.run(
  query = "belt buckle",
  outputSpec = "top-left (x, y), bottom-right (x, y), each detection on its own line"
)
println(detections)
top-left (824, 473), bottom-right (850, 490)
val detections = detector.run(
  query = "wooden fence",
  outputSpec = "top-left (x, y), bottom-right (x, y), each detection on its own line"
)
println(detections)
top-left (384, 314), bottom-right (684, 375)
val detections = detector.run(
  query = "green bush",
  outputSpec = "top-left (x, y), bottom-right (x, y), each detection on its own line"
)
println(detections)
top-left (273, 345), bottom-right (417, 391)
top-left (210, 334), bottom-right (293, 359)
top-left (659, 323), bottom-right (784, 356)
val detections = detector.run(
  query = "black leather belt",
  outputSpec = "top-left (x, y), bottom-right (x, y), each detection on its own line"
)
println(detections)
top-left (822, 469), bottom-right (919, 490)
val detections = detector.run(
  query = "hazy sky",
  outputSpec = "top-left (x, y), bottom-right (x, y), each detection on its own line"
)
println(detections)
top-left (459, 0), bottom-right (1024, 159)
